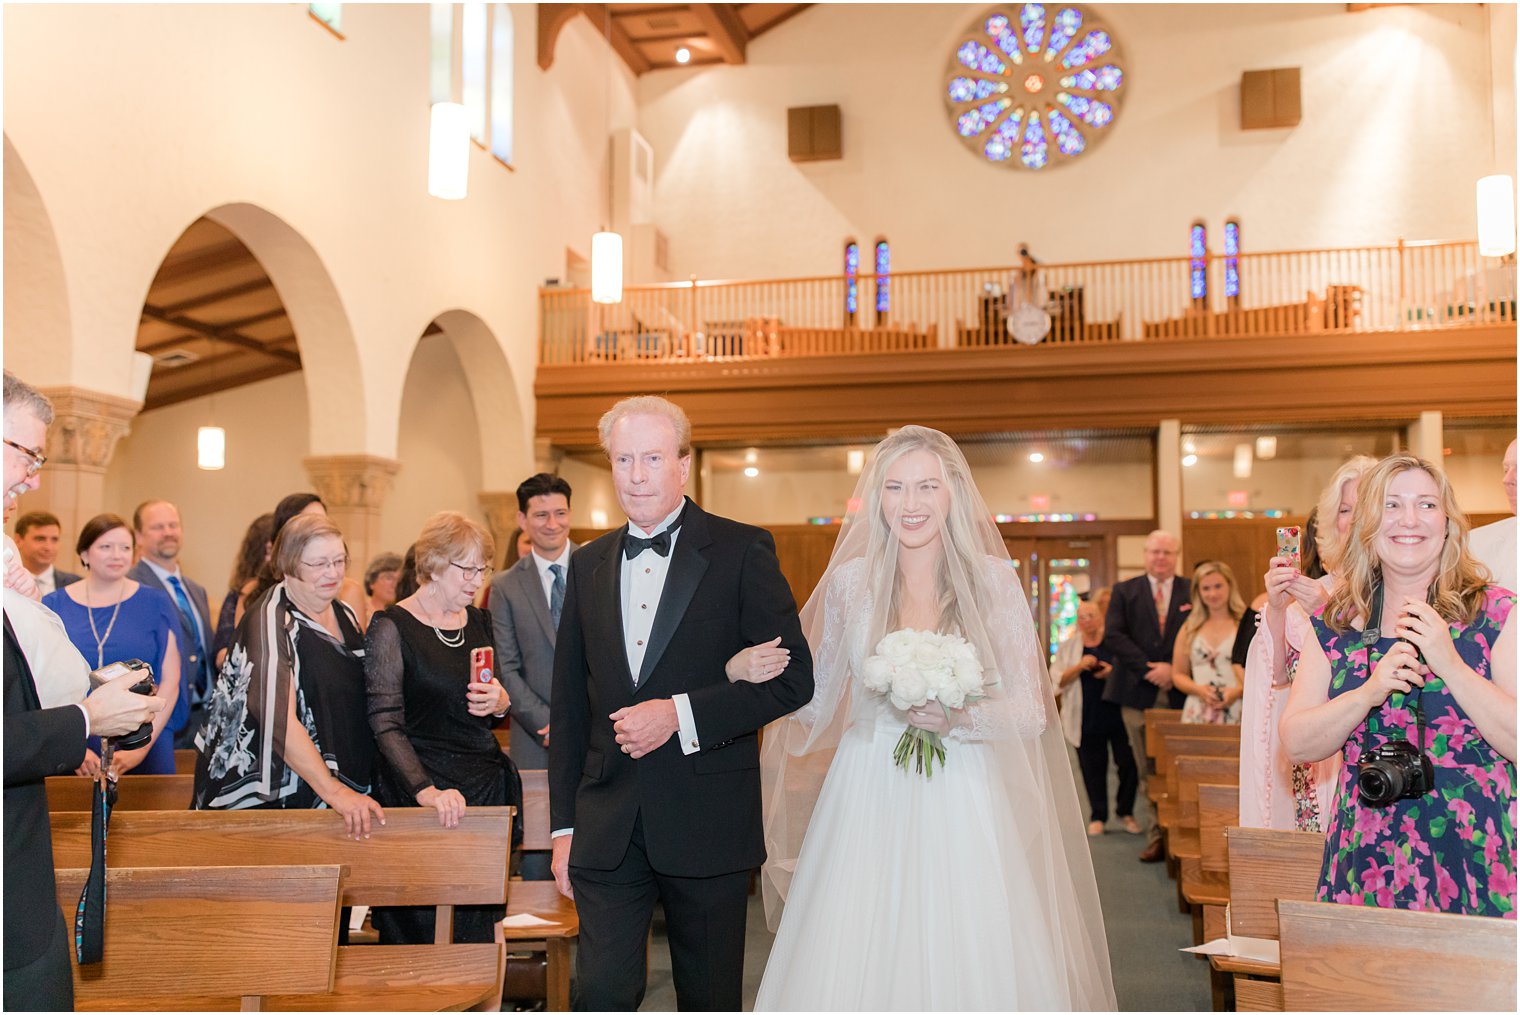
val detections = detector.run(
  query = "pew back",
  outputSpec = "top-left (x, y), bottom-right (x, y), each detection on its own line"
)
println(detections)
top-left (1278, 899), bottom-right (1517, 1011)
top-left (520, 768), bottom-right (550, 851)
top-left (1224, 827), bottom-right (1324, 939)
top-left (51, 807), bottom-right (512, 908)
top-left (55, 864), bottom-right (341, 1008)
top-left (1197, 783), bottom-right (1239, 874)
top-left (47, 774), bottom-right (194, 812)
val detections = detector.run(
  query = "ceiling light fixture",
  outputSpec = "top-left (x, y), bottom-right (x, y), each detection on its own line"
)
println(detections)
top-left (1477, 175), bottom-right (1516, 257)
top-left (1028, 452), bottom-right (1045, 463)
top-left (1255, 435), bottom-right (1278, 460)
top-left (427, 101), bottom-right (470, 199)
top-left (1233, 443), bottom-right (1253, 479)
top-left (1182, 453), bottom-right (1199, 468)
top-left (744, 466), bottom-right (759, 478)
top-left (675, 46), bottom-right (691, 64)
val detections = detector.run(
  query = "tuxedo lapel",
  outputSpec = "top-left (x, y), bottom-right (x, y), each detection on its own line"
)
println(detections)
top-left (1139, 578), bottom-right (1162, 639)
top-left (637, 502), bottom-right (710, 688)
top-left (594, 536), bottom-right (636, 688)
top-left (514, 557), bottom-right (557, 647)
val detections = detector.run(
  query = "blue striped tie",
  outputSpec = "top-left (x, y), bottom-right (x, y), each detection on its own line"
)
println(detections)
top-left (548, 563), bottom-right (565, 629)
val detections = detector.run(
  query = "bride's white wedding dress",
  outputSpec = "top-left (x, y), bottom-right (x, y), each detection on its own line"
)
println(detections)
top-left (756, 557), bottom-right (1114, 1011)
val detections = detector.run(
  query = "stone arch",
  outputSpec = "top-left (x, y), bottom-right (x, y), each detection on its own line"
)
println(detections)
top-left (3, 134), bottom-right (74, 385)
top-left (428, 308), bottom-right (529, 489)
top-left (199, 202), bottom-right (368, 455)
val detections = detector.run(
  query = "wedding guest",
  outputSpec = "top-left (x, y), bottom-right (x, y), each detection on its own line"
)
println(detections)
top-left (364, 551), bottom-right (403, 618)
top-left (212, 512), bottom-right (274, 669)
top-left (12, 512), bottom-right (80, 597)
top-left (1104, 529), bottom-right (1191, 862)
top-left (1281, 455), bottom-right (1515, 915)
top-left (244, 493), bottom-right (365, 622)
top-left (1239, 456), bottom-right (1374, 831)
top-left (129, 499), bottom-right (213, 741)
top-left (503, 527), bottom-right (531, 569)
top-left (43, 514), bottom-right (182, 776)
top-left (1468, 437), bottom-right (1516, 591)
top-left (1172, 561), bottom-right (1246, 724)
top-left (394, 544), bottom-right (419, 602)
top-left (365, 511), bottom-right (519, 943)
top-left (1054, 600), bottom-right (1140, 836)
top-left (194, 514), bottom-right (383, 836)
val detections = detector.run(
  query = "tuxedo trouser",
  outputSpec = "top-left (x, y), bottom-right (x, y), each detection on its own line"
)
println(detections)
top-left (4, 908), bottom-right (72, 1011)
top-left (1122, 697), bottom-right (1163, 846)
top-left (569, 814), bottom-right (750, 1012)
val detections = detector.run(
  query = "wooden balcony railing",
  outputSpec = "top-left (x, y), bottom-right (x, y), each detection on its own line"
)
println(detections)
top-left (538, 240), bottom-right (1516, 366)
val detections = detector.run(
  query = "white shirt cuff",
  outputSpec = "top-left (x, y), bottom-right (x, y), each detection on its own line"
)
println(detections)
top-left (673, 692), bottom-right (700, 755)
top-left (551, 828), bottom-right (573, 838)
top-left (75, 702), bottom-right (91, 739)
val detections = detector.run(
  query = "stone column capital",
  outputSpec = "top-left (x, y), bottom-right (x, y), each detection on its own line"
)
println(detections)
top-left (38, 386), bottom-right (142, 471)
top-left (302, 454), bottom-right (401, 510)
top-left (534, 437), bottom-right (564, 476)
top-left (479, 491), bottom-right (521, 566)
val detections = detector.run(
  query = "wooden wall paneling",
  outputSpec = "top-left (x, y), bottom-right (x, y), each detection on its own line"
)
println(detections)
top-left (1182, 517), bottom-right (1308, 602)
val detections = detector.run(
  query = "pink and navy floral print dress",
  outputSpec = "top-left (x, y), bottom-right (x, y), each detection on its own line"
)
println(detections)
top-left (1310, 587), bottom-right (1516, 918)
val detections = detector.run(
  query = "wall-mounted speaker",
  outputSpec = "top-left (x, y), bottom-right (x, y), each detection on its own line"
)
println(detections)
top-left (788, 105), bottom-right (842, 162)
top-left (1240, 68), bottom-right (1302, 129)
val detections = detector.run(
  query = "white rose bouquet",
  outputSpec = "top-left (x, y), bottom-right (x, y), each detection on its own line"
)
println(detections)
top-left (860, 628), bottom-right (986, 778)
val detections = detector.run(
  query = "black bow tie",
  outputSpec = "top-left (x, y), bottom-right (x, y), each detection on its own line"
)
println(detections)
top-left (624, 523), bottom-right (680, 560)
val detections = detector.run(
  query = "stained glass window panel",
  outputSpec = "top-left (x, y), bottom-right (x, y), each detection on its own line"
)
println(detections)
top-left (1190, 224), bottom-right (1208, 301)
top-left (489, 4), bottom-right (514, 164)
top-left (1046, 108), bottom-right (1085, 156)
top-left (1048, 574), bottom-right (1082, 659)
top-left (984, 110), bottom-right (1025, 161)
top-left (1061, 29), bottom-right (1111, 69)
top-left (957, 41), bottom-right (1007, 76)
top-left (1021, 3), bottom-right (1046, 52)
top-left (958, 98), bottom-right (1012, 137)
top-left (844, 242), bottom-right (860, 318)
top-left (430, 3), bottom-right (453, 105)
top-left (1021, 112), bottom-right (1049, 169)
top-left (1062, 65), bottom-right (1123, 91)
top-left (875, 241), bottom-right (891, 315)
top-left (949, 77), bottom-right (1005, 102)
top-left (462, 3), bottom-right (489, 143)
top-left (1224, 220), bottom-right (1240, 299)
top-left (1045, 8), bottom-right (1082, 59)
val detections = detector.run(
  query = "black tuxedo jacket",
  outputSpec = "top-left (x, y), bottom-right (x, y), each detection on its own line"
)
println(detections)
top-left (549, 499), bottom-right (813, 877)
top-left (1102, 573), bottom-right (1193, 711)
top-left (4, 616), bottom-right (87, 972)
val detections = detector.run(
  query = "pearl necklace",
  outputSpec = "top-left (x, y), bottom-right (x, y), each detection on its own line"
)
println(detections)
top-left (423, 590), bottom-right (466, 647)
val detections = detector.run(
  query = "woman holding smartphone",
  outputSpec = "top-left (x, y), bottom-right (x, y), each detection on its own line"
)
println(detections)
top-left (365, 510), bottom-right (520, 944)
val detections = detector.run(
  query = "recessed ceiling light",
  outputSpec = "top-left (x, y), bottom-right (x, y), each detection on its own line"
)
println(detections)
top-left (675, 46), bottom-right (691, 64)
top-left (1028, 452), bottom-right (1045, 463)
top-left (1182, 453), bottom-right (1199, 467)
top-left (743, 466), bottom-right (759, 478)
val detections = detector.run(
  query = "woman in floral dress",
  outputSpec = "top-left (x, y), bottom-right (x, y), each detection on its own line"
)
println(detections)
top-left (1281, 455), bottom-right (1516, 916)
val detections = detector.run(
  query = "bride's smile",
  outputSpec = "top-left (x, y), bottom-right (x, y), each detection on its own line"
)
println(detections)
top-left (880, 449), bottom-right (951, 550)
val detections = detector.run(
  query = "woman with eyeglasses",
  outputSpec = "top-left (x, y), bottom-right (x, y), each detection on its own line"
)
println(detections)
top-left (192, 514), bottom-right (383, 840)
top-left (364, 510), bottom-right (520, 944)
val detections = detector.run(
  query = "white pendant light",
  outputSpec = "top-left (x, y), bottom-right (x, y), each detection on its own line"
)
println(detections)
top-left (197, 426), bottom-right (226, 471)
top-left (428, 101), bottom-right (470, 200)
top-left (1477, 175), bottom-right (1516, 257)
top-left (1232, 443), bottom-right (1253, 479)
top-left (592, 230), bottom-right (624, 304)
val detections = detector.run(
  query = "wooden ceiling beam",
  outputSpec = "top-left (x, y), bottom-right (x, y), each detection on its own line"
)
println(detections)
top-left (144, 361), bottom-right (304, 412)
top-left (140, 304), bottom-right (301, 363)
top-left (158, 278), bottom-right (276, 316)
top-left (148, 241), bottom-right (257, 288)
top-left (691, 3), bottom-right (747, 64)
top-left (220, 307), bottom-right (290, 331)
top-left (538, 2), bottom-right (584, 70)
top-left (574, 4), bottom-right (653, 75)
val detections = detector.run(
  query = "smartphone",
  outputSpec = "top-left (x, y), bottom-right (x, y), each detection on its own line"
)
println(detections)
top-left (471, 646), bottom-right (494, 684)
top-left (1275, 525), bottom-right (1302, 570)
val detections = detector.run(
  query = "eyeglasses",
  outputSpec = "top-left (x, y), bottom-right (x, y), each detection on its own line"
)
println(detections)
top-left (299, 555), bottom-right (350, 575)
top-left (2, 438), bottom-right (47, 477)
top-left (449, 561), bottom-right (492, 580)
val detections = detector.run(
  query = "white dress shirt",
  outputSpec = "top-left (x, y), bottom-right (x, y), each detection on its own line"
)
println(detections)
top-left (620, 504), bottom-right (701, 756)
top-left (33, 565), bottom-right (58, 598)
top-left (1149, 575), bottom-right (1174, 622)
top-left (530, 545), bottom-right (571, 607)
top-left (4, 584), bottom-right (92, 728)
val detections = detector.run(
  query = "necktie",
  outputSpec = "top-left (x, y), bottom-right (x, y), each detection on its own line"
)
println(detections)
top-left (1154, 580), bottom-right (1167, 633)
top-left (623, 521), bottom-right (681, 560)
top-left (166, 576), bottom-right (207, 693)
top-left (548, 563), bottom-right (565, 629)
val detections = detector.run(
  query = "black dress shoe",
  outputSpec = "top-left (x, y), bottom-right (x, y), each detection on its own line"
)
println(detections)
top-left (1138, 841), bottom-right (1165, 863)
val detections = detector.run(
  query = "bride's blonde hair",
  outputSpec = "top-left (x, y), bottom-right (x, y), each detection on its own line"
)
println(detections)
top-left (860, 427), bottom-right (994, 640)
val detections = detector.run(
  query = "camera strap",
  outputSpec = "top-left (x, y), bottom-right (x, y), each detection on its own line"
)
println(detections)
top-left (1358, 581), bottom-right (1428, 760)
top-left (73, 751), bottom-right (117, 964)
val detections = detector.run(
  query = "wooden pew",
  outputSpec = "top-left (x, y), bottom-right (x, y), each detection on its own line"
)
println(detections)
top-left (1278, 899), bottom-right (1516, 1011)
top-left (503, 769), bottom-right (578, 1012)
top-left (1192, 783), bottom-right (1242, 1010)
top-left (1213, 827), bottom-right (1324, 1010)
top-left (1155, 730), bottom-right (1239, 839)
top-left (47, 774), bottom-right (194, 812)
top-left (174, 748), bottom-right (196, 774)
top-left (55, 864), bottom-right (343, 1011)
top-left (52, 808), bottom-right (511, 1011)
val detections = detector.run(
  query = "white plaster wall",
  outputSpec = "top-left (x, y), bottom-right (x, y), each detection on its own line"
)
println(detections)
top-left (639, 3), bottom-right (1509, 280)
top-left (3, 3), bottom-right (636, 477)
top-left (99, 372), bottom-right (312, 613)
top-left (380, 333), bottom-right (486, 558)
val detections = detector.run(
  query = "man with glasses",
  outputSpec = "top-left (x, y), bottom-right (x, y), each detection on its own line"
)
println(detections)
top-left (128, 500), bottom-right (213, 746)
top-left (4, 370), bottom-right (167, 1009)
top-left (2, 428), bottom-right (47, 602)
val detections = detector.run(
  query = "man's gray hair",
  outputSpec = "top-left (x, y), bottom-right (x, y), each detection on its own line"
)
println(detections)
top-left (597, 395), bottom-right (693, 459)
top-left (3, 371), bottom-right (54, 426)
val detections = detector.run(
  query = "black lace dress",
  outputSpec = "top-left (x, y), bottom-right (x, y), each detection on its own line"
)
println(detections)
top-left (364, 605), bottom-right (521, 943)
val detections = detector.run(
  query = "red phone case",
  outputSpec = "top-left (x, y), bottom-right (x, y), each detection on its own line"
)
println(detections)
top-left (471, 646), bottom-right (494, 683)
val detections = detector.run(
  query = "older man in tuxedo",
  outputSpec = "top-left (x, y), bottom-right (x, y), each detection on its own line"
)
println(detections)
top-left (550, 395), bottom-right (813, 1011)
top-left (1103, 529), bottom-right (1192, 863)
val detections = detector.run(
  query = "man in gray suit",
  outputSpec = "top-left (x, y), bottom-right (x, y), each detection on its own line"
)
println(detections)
top-left (13, 512), bottom-right (81, 597)
top-left (488, 473), bottom-right (576, 774)
top-left (129, 499), bottom-right (213, 747)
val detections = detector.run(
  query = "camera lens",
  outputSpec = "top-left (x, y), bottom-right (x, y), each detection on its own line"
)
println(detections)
top-left (1357, 764), bottom-right (1399, 807)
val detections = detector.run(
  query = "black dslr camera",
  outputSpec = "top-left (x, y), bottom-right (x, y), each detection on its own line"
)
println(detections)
top-left (89, 659), bottom-right (156, 752)
top-left (1356, 737), bottom-right (1434, 807)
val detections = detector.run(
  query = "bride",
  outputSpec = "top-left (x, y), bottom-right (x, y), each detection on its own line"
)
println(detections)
top-left (746, 426), bottom-right (1115, 1011)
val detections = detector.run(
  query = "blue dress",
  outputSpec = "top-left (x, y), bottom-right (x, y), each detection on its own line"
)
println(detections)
top-left (43, 584), bottom-right (184, 775)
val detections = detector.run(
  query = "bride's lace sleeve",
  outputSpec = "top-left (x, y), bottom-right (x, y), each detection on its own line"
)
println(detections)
top-left (947, 562), bottom-right (1048, 742)
top-left (364, 613), bottom-right (433, 798)
top-left (792, 559), bottom-right (864, 732)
